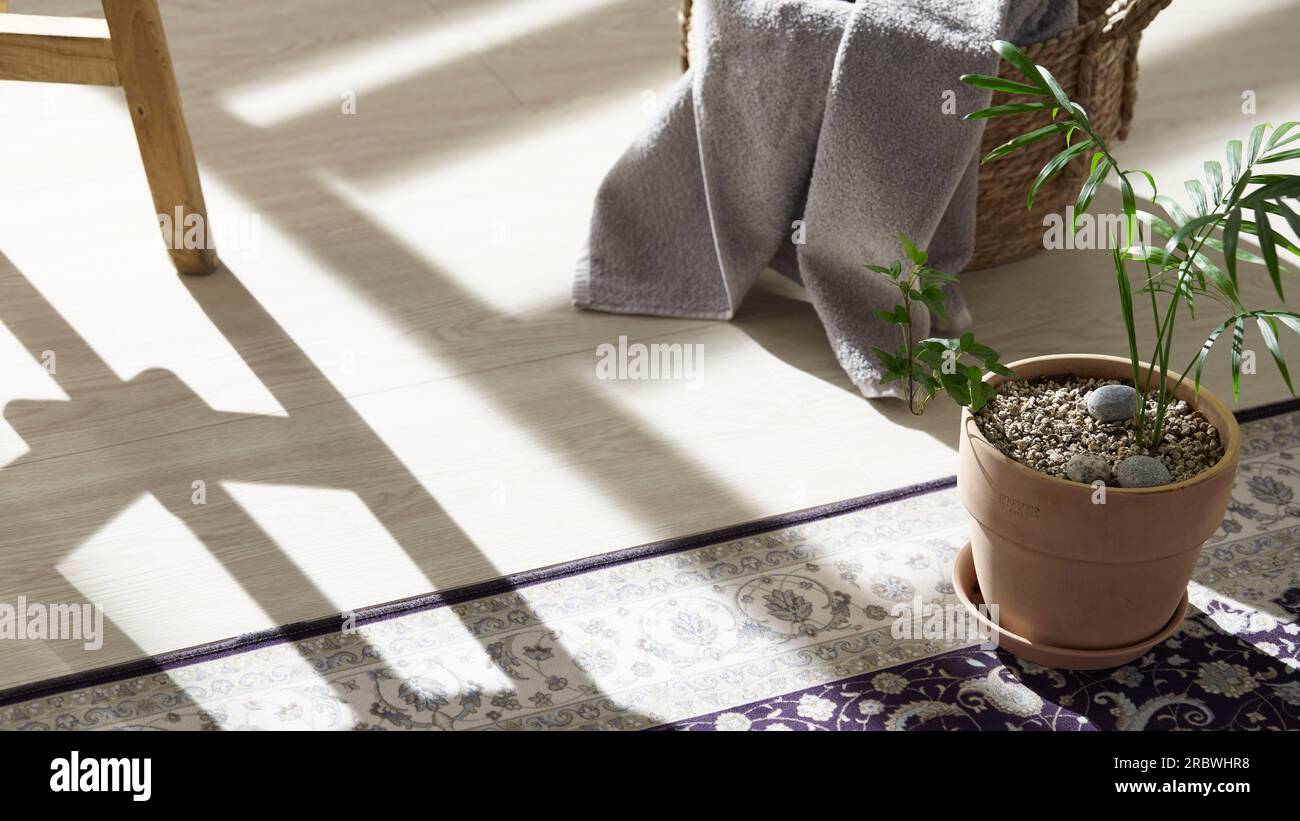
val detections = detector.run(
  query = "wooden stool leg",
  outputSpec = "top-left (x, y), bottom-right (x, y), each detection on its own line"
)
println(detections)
top-left (102, 0), bottom-right (217, 275)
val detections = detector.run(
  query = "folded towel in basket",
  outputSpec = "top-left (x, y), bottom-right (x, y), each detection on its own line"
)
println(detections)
top-left (573, 0), bottom-right (1075, 398)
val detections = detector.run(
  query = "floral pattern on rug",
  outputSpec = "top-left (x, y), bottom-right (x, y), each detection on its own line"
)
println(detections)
top-left (3, 409), bottom-right (1300, 731)
top-left (662, 588), bottom-right (1300, 731)
top-left (0, 492), bottom-right (972, 731)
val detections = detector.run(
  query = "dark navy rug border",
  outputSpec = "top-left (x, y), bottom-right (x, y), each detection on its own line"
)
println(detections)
top-left (1232, 395), bottom-right (1300, 423)
top-left (5, 395), bottom-right (1300, 709)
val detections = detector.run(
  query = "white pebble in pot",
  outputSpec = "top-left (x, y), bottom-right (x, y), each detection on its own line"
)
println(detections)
top-left (1085, 384), bottom-right (1138, 422)
top-left (1115, 455), bottom-right (1171, 488)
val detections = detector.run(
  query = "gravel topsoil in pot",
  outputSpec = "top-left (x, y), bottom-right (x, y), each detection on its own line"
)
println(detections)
top-left (973, 375), bottom-right (1225, 485)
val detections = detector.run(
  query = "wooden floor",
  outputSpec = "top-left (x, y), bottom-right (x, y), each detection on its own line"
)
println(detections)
top-left (1, 0), bottom-right (1297, 690)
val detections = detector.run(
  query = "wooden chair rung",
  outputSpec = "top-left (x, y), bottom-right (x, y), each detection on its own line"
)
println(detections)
top-left (0, 14), bottom-right (118, 86)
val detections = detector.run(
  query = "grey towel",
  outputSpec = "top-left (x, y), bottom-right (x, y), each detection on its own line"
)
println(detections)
top-left (574, 0), bottom-right (1076, 398)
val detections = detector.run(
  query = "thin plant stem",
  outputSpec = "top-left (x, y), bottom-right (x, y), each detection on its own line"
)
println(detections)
top-left (900, 268), bottom-right (921, 415)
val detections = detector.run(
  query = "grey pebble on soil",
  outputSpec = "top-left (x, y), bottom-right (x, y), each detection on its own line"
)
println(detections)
top-left (973, 375), bottom-right (1224, 486)
top-left (1085, 383), bottom-right (1138, 422)
top-left (1115, 454), bottom-right (1172, 488)
top-left (1064, 452), bottom-right (1110, 484)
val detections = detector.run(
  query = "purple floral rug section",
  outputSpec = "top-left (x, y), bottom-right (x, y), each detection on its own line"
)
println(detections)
top-left (661, 588), bottom-right (1300, 731)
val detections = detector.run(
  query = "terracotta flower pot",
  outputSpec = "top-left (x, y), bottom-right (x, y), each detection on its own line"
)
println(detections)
top-left (956, 354), bottom-right (1240, 667)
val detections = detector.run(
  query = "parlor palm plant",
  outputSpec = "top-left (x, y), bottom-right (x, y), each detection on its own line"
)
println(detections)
top-left (961, 41), bottom-right (1300, 451)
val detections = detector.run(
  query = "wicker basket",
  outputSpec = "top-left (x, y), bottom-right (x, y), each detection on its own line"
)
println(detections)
top-left (678, 0), bottom-right (1171, 271)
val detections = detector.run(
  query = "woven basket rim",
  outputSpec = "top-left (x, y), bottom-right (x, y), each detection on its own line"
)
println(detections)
top-left (1020, 0), bottom-right (1157, 57)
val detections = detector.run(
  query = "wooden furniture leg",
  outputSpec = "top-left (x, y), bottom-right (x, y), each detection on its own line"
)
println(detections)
top-left (102, 0), bottom-right (216, 275)
top-left (0, 1), bottom-right (217, 275)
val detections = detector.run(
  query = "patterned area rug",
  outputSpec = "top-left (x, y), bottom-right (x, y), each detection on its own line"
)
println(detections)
top-left (4, 406), bottom-right (1300, 731)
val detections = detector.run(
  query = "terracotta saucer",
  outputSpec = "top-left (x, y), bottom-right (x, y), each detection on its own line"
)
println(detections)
top-left (952, 543), bottom-right (1189, 670)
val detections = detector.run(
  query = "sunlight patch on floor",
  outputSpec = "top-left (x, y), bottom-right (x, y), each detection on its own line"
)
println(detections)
top-left (221, 0), bottom-right (624, 129)
top-left (56, 494), bottom-right (274, 655)
top-left (565, 324), bottom-right (962, 513)
top-left (315, 91), bottom-right (648, 317)
top-left (341, 371), bottom-right (650, 556)
top-left (1134, 0), bottom-right (1288, 66)
top-left (0, 84), bottom-right (289, 419)
top-left (1190, 581), bottom-right (1297, 631)
top-left (219, 482), bottom-right (432, 610)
